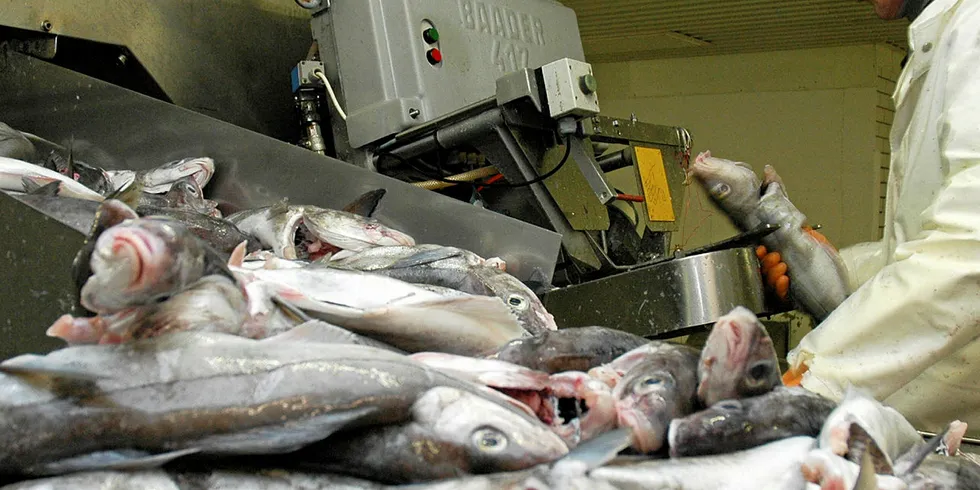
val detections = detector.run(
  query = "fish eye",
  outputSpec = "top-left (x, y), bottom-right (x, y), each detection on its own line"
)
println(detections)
top-left (507, 294), bottom-right (528, 310)
top-left (748, 361), bottom-right (771, 381)
top-left (472, 428), bottom-right (508, 453)
top-left (710, 183), bottom-right (731, 199)
top-left (642, 376), bottom-right (663, 386)
top-left (717, 400), bottom-right (742, 411)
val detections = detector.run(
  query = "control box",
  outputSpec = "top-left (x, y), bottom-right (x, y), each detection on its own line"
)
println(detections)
top-left (311, 0), bottom-right (586, 148)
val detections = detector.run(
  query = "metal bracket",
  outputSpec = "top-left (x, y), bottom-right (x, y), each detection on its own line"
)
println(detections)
top-left (567, 136), bottom-right (615, 205)
top-left (8, 35), bottom-right (58, 60)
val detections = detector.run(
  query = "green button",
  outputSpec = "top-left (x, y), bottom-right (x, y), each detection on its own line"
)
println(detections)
top-left (580, 74), bottom-right (598, 94)
top-left (423, 28), bottom-right (440, 44)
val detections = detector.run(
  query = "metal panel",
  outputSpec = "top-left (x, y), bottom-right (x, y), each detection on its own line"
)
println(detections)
top-left (543, 247), bottom-right (766, 337)
top-left (0, 51), bottom-right (561, 282)
top-left (0, 0), bottom-right (313, 140)
top-left (313, 0), bottom-right (586, 147)
top-left (0, 192), bottom-right (85, 359)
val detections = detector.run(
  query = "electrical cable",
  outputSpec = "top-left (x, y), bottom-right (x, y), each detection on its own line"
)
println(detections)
top-left (411, 166), bottom-right (500, 190)
top-left (313, 69), bottom-right (347, 121)
top-left (379, 134), bottom-right (573, 188)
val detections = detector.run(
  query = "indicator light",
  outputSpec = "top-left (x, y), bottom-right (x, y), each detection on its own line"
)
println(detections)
top-left (427, 48), bottom-right (443, 65)
top-left (423, 27), bottom-right (440, 44)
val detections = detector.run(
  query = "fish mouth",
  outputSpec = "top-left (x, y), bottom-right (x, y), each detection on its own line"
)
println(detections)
top-left (108, 229), bottom-right (165, 290)
top-left (294, 220), bottom-right (340, 261)
top-left (616, 405), bottom-right (664, 454)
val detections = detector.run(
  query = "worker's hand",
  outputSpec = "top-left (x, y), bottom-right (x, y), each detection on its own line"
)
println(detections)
top-left (756, 226), bottom-right (833, 303)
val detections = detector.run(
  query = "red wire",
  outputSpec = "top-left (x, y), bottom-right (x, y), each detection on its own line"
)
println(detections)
top-left (616, 193), bottom-right (645, 202)
top-left (476, 173), bottom-right (505, 192)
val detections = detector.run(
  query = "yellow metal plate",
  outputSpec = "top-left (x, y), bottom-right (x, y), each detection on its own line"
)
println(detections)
top-left (635, 146), bottom-right (675, 222)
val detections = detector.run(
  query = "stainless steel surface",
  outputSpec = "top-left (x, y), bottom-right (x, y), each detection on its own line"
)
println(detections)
top-left (540, 58), bottom-right (601, 119)
top-left (312, 0), bottom-right (586, 148)
top-left (0, 51), bottom-right (561, 281)
top-left (496, 69), bottom-right (544, 114)
top-left (0, 191), bottom-right (85, 359)
top-left (544, 247), bottom-right (766, 336)
top-left (567, 135), bottom-right (615, 204)
top-left (0, 0), bottom-right (313, 140)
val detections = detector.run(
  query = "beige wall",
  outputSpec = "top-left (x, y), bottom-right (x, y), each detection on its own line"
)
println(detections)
top-left (594, 44), bottom-right (904, 251)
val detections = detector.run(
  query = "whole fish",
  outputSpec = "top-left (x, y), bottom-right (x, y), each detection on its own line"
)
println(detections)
top-left (0, 122), bottom-right (35, 161)
top-left (328, 245), bottom-right (555, 334)
top-left (612, 344), bottom-right (700, 454)
top-left (293, 386), bottom-right (568, 483)
top-left (589, 436), bottom-right (816, 490)
top-left (136, 206), bottom-right (259, 256)
top-left (0, 156), bottom-right (104, 201)
top-left (818, 387), bottom-right (923, 468)
top-left (232, 266), bottom-right (527, 356)
top-left (757, 175), bottom-right (850, 320)
top-left (696, 306), bottom-right (782, 407)
top-left (227, 199), bottom-right (414, 261)
top-left (0, 332), bottom-right (547, 476)
top-left (0, 469), bottom-right (382, 490)
top-left (79, 207), bottom-right (233, 313)
top-left (485, 326), bottom-right (648, 373)
top-left (48, 275), bottom-right (248, 345)
top-left (105, 157), bottom-right (215, 194)
top-left (407, 352), bottom-right (617, 450)
top-left (8, 193), bottom-right (100, 234)
top-left (667, 386), bottom-right (837, 458)
top-left (687, 151), bottom-right (850, 320)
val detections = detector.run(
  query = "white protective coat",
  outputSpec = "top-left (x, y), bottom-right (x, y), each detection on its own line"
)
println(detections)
top-left (788, 0), bottom-right (980, 438)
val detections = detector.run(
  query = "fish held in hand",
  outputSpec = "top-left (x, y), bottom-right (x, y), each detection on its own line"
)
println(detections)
top-left (667, 386), bottom-right (837, 458)
top-left (486, 326), bottom-right (648, 374)
top-left (697, 306), bottom-right (782, 407)
top-left (294, 386), bottom-right (568, 483)
top-left (757, 176), bottom-right (850, 321)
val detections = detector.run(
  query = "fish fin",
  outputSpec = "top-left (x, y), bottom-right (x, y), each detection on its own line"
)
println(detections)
top-left (187, 407), bottom-right (378, 454)
top-left (262, 320), bottom-right (349, 344)
top-left (341, 189), bottom-right (387, 217)
top-left (388, 248), bottom-right (465, 269)
top-left (552, 427), bottom-right (633, 475)
top-left (26, 448), bottom-right (201, 476)
top-left (21, 177), bottom-right (61, 196)
top-left (268, 198), bottom-right (291, 218)
top-left (229, 240), bottom-right (249, 268)
top-left (845, 422), bottom-right (894, 475)
top-left (851, 449), bottom-right (878, 490)
top-left (271, 294), bottom-right (315, 324)
top-left (0, 358), bottom-right (110, 382)
top-left (894, 425), bottom-right (949, 477)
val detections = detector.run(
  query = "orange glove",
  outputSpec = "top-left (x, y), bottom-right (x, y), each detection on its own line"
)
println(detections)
top-left (755, 226), bottom-right (833, 303)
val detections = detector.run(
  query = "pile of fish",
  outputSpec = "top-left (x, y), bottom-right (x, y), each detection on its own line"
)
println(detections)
top-left (0, 125), bottom-right (977, 489)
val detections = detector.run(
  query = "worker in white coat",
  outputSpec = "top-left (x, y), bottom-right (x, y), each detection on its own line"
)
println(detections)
top-left (760, 0), bottom-right (980, 438)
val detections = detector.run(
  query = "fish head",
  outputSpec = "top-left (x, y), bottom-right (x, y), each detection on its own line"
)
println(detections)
top-left (479, 270), bottom-right (558, 335)
top-left (81, 216), bottom-right (203, 312)
top-left (411, 386), bottom-right (568, 473)
top-left (687, 151), bottom-right (761, 220)
top-left (666, 398), bottom-right (750, 458)
top-left (142, 157), bottom-right (215, 193)
top-left (697, 306), bottom-right (781, 407)
top-left (164, 176), bottom-right (205, 207)
top-left (610, 356), bottom-right (698, 454)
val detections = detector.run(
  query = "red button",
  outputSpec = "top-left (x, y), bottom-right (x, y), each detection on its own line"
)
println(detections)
top-left (427, 48), bottom-right (442, 64)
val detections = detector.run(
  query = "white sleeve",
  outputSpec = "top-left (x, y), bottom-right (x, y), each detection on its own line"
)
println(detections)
top-left (838, 241), bottom-right (887, 291)
top-left (789, 6), bottom-right (980, 401)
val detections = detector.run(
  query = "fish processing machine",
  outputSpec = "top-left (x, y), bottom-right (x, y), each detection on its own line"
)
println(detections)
top-left (0, 0), bottom-right (767, 358)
